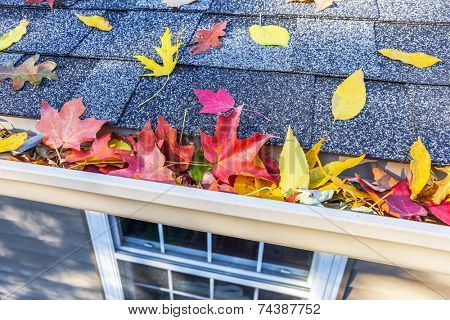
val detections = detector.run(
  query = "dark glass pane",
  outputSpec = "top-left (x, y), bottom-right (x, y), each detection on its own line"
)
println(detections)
top-left (258, 290), bottom-right (302, 300)
top-left (214, 280), bottom-right (254, 300)
top-left (119, 261), bottom-right (168, 289)
top-left (174, 295), bottom-right (200, 300)
top-left (163, 226), bottom-right (206, 251)
top-left (119, 217), bottom-right (159, 242)
top-left (133, 286), bottom-right (170, 300)
top-left (172, 271), bottom-right (210, 298)
top-left (262, 244), bottom-right (314, 271)
top-left (213, 235), bottom-right (258, 261)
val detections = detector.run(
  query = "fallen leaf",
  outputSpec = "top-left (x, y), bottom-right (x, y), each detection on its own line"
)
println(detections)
top-left (305, 137), bottom-right (325, 170)
top-left (188, 148), bottom-right (212, 185)
top-left (163, 0), bottom-right (196, 8)
top-left (427, 200), bottom-right (450, 225)
top-left (75, 14), bottom-right (112, 31)
top-left (200, 106), bottom-right (273, 183)
top-left (379, 49), bottom-right (442, 69)
top-left (190, 21), bottom-right (227, 55)
top-left (332, 69), bottom-right (366, 121)
top-left (26, 0), bottom-right (54, 8)
top-left (0, 132), bottom-right (28, 153)
top-left (66, 134), bottom-right (128, 164)
top-left (0, 19), bottom-right (29, 51)
top-left (329, 175), bottom-right (369, 201)
top-left (309, 153), bottom-right (366, 188)
top-left (432, 167), bottom-right (450, 205)
top-left (194, 88), bottom-right (235, 114)
top-left (0, 54), bottom-right (58, 91)
top-left (295, 189), bottom-right (334, 206)
top-left (234, 175), bottom-right (283, 201)
top-left (286, 0), bottom-right (341, 13)
top-left (36, 98), bottom-right (106, 150)
top-left (134, 27), bottom-right (180, 77)
top-left (372, 165), bottom-right (399, 191)
top-left (260, 154), bottom-right (281, 185)
top-left (249, 25), bottom-right (290, 47)
top-left (279, 126), bottom-right (309, 197)
top-left (156, 116), bottom-right (194, 172)
top-left (109, 139), bottom-right (132, 151)
top-left (409, 137), bottom-right (431, 199)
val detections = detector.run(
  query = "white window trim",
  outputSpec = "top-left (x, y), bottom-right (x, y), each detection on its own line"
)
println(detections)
top-left (85, 210), bottom-right (348, 300)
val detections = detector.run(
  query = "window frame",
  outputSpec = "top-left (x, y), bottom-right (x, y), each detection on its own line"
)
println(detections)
top-left (85, 210), bottom-right (348, 300)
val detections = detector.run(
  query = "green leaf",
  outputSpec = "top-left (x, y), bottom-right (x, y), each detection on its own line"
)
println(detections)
top-left (188, 148), bottom-right (212, 185)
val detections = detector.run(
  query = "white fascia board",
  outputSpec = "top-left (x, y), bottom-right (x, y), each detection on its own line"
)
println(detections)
top-left (0, 159), bottom-right (449, 275)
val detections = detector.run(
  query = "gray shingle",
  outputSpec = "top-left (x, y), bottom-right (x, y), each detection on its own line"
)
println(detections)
top-left (70, 0), bottom-right (213, 11)
top-left (0, 56), bottom-right (97, 119)
top-left (209, 0), bottom-right (378, 19)
top-left (118, 65), bottom-right (315, 147)
top-left (291, 19), bottom-right (378, 77)
top-left (311, 77), bottom-right (416, 162)
top-left (182, 15), bottom-right (298, 73)
top-left (0, 8), bottom-right (101, 55)
top-left (0, 53), bottom-right (22, 65)
top-left (408, 85), bottom-right (450, 165)
top-left (378, 0), bottom-right (450, 23)
top-left (72, 60), bottom-right (142, 124)
top-left (72, 10), bottom-right (201, 58)
top-left (368, 23), bottom-right (450, 85)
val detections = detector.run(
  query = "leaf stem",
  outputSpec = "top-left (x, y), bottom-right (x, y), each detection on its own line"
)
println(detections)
top-left (179, 107), bottom-right (189, 145)
top-left (137, 75), bottom-right (170, 108)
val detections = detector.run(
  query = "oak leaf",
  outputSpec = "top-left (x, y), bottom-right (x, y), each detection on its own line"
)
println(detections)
top-left (249, 25), bottom-right (290, 47)
top-left (36, 98), bottom-right (106, 150)
top-left (194, 88), bottom-right (235, 114)
top-left (75, 14), bottom-right (112, 31)
top-left (0, 54), bottom-right (58, 91)
top-left (0, 19), bottom-right (29, 51)
top-left (0, 132), bottom-right (28, 153)
top-left (190, 21), bottom-right (227, 56)
top-left (200, 106), bottom-right (273, 183)
top-left (409, 137), bottom-right (431, 199)
top-left (379, 49), bottom-right (442, 69)
top-left (332, 69), bottom-right (366, 120)
top-left (134, 28), bottom-right (180, 77)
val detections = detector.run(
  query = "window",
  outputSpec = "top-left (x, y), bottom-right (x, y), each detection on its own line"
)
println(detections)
top-left (85, 211), bottom-right (348, 300)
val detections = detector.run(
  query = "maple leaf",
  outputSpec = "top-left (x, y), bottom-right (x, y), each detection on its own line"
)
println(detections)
top-left (0, 54), bottom-right (58, 91)
top-left (26, 0), bottom-right (54, 8)
top-left (66, 134), bottom-right (129, 164)
top-left (193, 88), bottom-right (235, 114)
top-left (155, 116), bottom-right (194, 172)
top-left (190, 21), bottom-right (228, 55)
top-left (110, 148), bottom-right (175, 184)
top-left (200, 106), bottom-right (273, 183)
top-left (36, 98), bottom-right (106, 150)
top-left (0, 19), bottom-right (29, 51)
top-left (134, 28), bottom-right (181, 77)
top-left (426, 200), bottom-right (450, 226)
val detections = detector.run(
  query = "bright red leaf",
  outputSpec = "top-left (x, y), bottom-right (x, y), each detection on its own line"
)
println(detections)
top-left (190, 21), bottom-right (228, 55)
top-left (66, 134), bottom-right (128, 164)
top-left (36, 98), bottom-right (106, 150)
top-left (194, 88), bottom-right (235, 114)
top-left (200, 106), bottom-right (273, 183)
top-left (26, 0), bottom-right (54, 8)
top-left (427, 200), bottom-right (450, 225)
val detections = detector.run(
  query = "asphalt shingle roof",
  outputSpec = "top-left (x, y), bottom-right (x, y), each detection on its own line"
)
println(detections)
top-left (0, 0), bottom-right (448, 164)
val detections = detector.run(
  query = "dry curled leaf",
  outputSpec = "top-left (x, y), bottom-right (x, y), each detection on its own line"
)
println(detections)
top-left (0, 54), bottom-right (58, 91)
top-left (0, 19), bottom-right (29, 51)
top-left (379, 49), bottom-right (442, 69)
top-left (75, 14), bottom-right (112, 31)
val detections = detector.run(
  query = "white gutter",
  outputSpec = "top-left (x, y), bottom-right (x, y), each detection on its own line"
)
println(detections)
top-left (1, 160), bottom-right (449, 275)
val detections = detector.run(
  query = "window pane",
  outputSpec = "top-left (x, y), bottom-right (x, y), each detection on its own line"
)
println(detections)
top-left (214, 280), bottom-right (254, 300)
top-left (119, 217), bottom-right (159, 242)
top-left (163, 226), bottom-right (206, 251)
top-left (262, 244), bottom-right (314, 272)
top-left (172, 271), bottom-right (210, 298)
top-left (174, 294), bottom-right (200, 300)
top-left (258, 290), bottom-right (302, 300)
top-left (213, 235), bottom-right (258, 261)
top-left (133, 286), bottom-right (170, 300)
top-left (118, 261), bottom-right (168, 289)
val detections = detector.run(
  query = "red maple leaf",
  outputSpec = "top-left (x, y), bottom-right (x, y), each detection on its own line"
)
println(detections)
top-left (127, 120), bottom-right (160, 154)
top-left (66, 134), bottom-right (129, 164)
top-left (26, 0), bottom-right (54, 8)
top-left (200, 106), bottom-right (273, 183)
top-left (36, 98), bottom-right (106, 150)
top-left (190, 21), bottom-right (228, 55)
top-left (155, 116), bottom-right (194, 172)
top-left (194, 88), bottom-right (235, 114)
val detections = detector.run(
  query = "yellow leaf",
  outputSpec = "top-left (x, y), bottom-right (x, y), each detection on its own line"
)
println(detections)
top-left (0, 132), bottom-right (28, 153)
top-left (234, 176), bottom-right (283, 201)
top-left (75, 14), bottom-right (112, 32)
top-left (305, 137), bottom-right (325, 170)
top-left (279, 126), bottom-right (309, 197)
top-left (332, 69), bottom-right (366, 121)
top-left (409, 137), bottom-right (431, 200)
top-left (329, 175), bottom-right (369, 200)
top-left (432, 167), bottom-right (450, 205)
top-left (0, 19), bottom-right (29, 51)
top-left (379, 49), bottom-right (442, 69)
top-left (249, 25), bottom-right (290, 47)
top-left (134, 27), bottom-right (180, 77)
top-left (309, 154), bottom-right (366, 189)
top-left (318, 181), bottom-right (340, 191)
top-left (108, 139), bottom-right (132, 151)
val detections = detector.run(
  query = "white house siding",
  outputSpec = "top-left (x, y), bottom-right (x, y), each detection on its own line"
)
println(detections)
top-left (0, 196), bottom-right (103, 299)
top-left (342, 260), bottom-right (450, 300)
